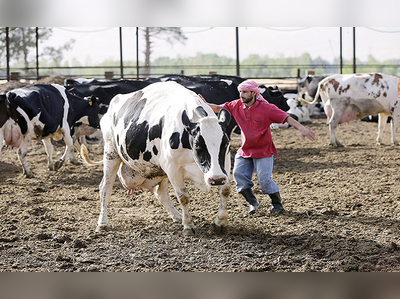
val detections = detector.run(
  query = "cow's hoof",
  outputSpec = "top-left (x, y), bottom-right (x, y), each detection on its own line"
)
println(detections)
top-left (182, 227), bottom-right (196, 236)
top-left (96, 225), bottom-right (112, 232)
top-left (54, 161), bottom-right (64, 171)
top-left (171, 215), bottom-right (183, 223)
top-left (214, 216), bottom-right (228, 228)
top-left (24, 172), bottom-right (34, 179)
top-left (330, 143), bottom-right (343, 148)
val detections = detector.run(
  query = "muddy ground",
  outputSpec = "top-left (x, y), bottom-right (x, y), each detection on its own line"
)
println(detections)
top-left (1, 78), bottom-right (400, 272)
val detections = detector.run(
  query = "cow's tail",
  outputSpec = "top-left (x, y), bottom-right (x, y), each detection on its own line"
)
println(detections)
top-left (298, 80), bottom-right (323, 106)
top-left (80, 144), bottom-right (103, 165)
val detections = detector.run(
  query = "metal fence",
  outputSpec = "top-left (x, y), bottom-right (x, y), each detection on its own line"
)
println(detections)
top-left (2, 63), bottom-right (400, 84)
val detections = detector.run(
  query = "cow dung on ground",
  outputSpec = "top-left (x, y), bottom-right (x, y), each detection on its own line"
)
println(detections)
top-left (1, 77), bottom-right (400, 272)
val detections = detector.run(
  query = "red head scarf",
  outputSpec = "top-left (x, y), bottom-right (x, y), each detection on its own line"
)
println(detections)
top-left (237, 80), bottom-right (265, 101)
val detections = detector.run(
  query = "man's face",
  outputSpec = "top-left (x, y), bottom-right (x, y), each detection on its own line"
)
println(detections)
top-left (240, 90), bottom-right (254, 104)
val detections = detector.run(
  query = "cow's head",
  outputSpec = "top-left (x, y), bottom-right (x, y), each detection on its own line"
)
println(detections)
top-left (182, 108), bottom-right (231, 186)
top-left (84, 95), bottom-right (101, 129)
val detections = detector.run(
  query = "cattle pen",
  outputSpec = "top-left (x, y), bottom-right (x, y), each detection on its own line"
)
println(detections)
top-left (1, 75), bottom-right (400, 275)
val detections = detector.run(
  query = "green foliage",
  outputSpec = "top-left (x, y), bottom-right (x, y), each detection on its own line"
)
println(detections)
top-left (33, 53), bottom-right (400, 79)
top-left (0, 27), bottom-right (74, 70)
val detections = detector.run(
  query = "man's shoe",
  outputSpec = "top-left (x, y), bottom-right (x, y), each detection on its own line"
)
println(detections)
top-left (239, 188), bottom-right (260, 215)
top-left (249, 202), bottom-right (260, 215)
top-left (269, 192), bottom-right (284, 215)
top-left (268, 207), bottom-right (285, 215)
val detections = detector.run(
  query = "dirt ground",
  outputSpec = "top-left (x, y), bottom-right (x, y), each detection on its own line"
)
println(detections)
top-left (1, 78), bottom-right (400, 272)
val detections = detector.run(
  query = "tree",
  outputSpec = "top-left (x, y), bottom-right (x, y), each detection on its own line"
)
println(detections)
top-left (140, 27), bottom-right (187, 77)
top-left (0, 27), bottom-right (75, 72)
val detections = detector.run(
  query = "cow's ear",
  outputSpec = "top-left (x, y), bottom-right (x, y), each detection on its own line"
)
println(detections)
top-left (218, 108), bottom-right (231, 132)
top-left (182, 110), bottom-right (196, 135)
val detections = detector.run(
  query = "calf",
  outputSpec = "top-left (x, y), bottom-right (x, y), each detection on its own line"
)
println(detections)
top-left (299, 73), bottom-right (400, 147)
top-left (6, 84), bottom-right (100, 177)
top-left (81, 81), bottom-right (232, 235)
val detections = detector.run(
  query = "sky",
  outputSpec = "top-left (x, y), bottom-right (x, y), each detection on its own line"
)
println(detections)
top-left (40, 27), bottom-right (400, 66)
top-left (1, 0), bottom-right (400, 66)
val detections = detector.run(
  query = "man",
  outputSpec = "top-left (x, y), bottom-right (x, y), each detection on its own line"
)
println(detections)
top-left (206, 80), bottom-right (316, 215)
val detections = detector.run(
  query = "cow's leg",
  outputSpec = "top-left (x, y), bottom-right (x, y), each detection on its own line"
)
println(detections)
top-left (97, 150), bottom-right (121, 232)
top-left (42, 138), bottom-right (55, 171)
top-left (214, 183), bottom-right (230, 233)
top-left (17, 135), bottom-right (33, 178)
top-left (54, 133), bottom-right (79, 170)
top-left (170, 178), bottom-right (196, 235)
top-left (214, 154), bottom-right (231, 232)
top-left (390, 113), bottom-right (400, 145)
top-left (0, 129), bottom-right (4, 157)
top-left (377, 114), bottom-right (389, 146)
top-left (328, 110), bottom-right (343, 147)
top-left (327, 100), bottom-right (351, 147)
top-left (154, 178), bottom-right (182, 222)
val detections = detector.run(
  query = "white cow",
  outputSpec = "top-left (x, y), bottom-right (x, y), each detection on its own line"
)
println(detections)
top-left (81, 81), bottom-right (232, 235)
top-left (299, 73), bottom-right (400, 147)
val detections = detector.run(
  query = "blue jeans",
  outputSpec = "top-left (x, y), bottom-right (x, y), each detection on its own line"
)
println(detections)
top-left (233, 153), bottom-right (279, 194)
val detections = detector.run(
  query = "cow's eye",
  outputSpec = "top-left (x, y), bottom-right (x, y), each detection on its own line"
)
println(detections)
top-left (194, 142), bottom-right (201, 150)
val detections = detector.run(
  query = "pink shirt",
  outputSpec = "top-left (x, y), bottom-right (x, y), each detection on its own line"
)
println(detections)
top-left (221, 99), bottom-right (289, 158)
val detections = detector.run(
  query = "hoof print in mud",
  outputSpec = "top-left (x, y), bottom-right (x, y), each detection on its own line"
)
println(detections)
top-left (213, 224), bottom-right (227, 235)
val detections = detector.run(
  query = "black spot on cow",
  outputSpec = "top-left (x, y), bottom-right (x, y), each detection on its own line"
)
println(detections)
top-left (195, 106), bottom-right (208, 118)
top-left (181, 130), bottom-right (191, 149)
top-left (170, 132), bottom-right (180, 149)
top-left (152, 145), bottom-right (158, 156)
top-left (149, 116), bottom-right (163, 141)
top-left (116, 134), bottom-right (119, 145)
top-left (192, 135), bottom-right (211, 173)
top-left (114, 91), bottom-right (144, 128)
top-left (125, 121), bottom-right (149, 160)
top-left (117, 92), bottom-right (151, 161)
top-left (143, 151), bottom-right (152, 161)
top-left (218, 134), bottom-right (230, 175)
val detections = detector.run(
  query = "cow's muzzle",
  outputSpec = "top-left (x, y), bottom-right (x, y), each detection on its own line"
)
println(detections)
top-left (208, 176), bottom-right (227, 186)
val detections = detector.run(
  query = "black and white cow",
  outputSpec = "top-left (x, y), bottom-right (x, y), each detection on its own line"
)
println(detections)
top-left (65, 79), bottom-right (156, 146)
top-left (297, 75), bottom-right (326, 116)
top-left (158, 74), bottom-right (245, 137)
top-left (286, 98), bottom-right (312, 123)
top-left (6, 84), bottom-right (100, 177)
top-left (297, 75), bottom-right (327, 102)
top-left (81, 81), bottom-right (232, 235)
top-left (66, 75), bottom-right (243, 142)
top-left (65, 78), bottom-right (156, 115)
top-left (259, 84), bottom-right (290, 111)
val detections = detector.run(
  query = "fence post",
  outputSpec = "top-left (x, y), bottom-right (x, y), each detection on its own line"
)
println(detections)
top-left (36, 27), bottom-right (39, 81)
top-left (6, 27), bottom-right (10, 81)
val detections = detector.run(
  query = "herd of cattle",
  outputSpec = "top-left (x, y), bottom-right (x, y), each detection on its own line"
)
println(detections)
top-left (1, 72), bottom-right (398, 233)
